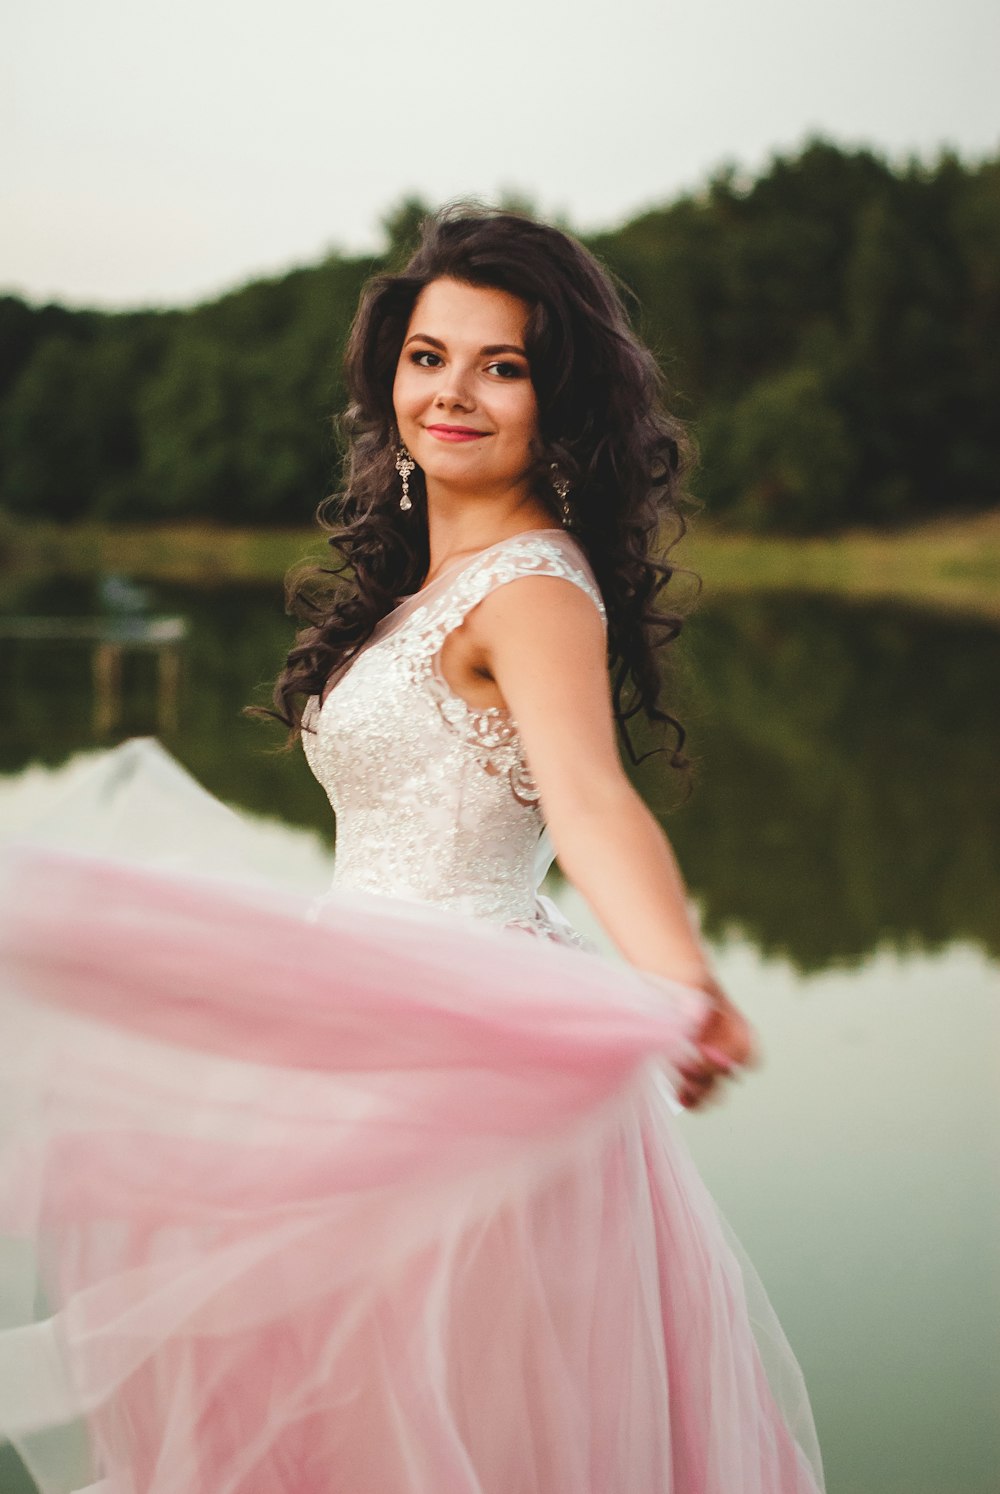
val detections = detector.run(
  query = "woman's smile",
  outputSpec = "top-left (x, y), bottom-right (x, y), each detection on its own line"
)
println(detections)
top-left (425, 423), bottom-right (491, 442)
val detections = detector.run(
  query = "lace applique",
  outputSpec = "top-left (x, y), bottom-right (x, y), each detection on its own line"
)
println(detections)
top-left (301, 532), bottom-right (606, 928)
top-left (394, 536), bottom-right (606, 805)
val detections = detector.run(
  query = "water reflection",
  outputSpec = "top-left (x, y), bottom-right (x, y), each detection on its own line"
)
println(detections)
top-left (638, 593), bottom-right (1000, 968)
top-left (3, 581), bottom-right (997, 968)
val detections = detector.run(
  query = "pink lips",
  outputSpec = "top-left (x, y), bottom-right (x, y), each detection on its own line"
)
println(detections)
top-left (426, 425), bottom-right (489, 443)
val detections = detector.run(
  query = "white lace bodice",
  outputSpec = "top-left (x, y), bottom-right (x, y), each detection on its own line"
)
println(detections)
top-left (301, 530), bottom-right (606, 932)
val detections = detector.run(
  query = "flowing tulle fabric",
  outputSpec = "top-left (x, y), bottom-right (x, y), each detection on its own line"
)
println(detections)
top-left (0, 743), bottom-right (824, 1494)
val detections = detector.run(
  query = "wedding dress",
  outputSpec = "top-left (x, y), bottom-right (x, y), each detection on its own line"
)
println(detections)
top-left (0, 529), bottom-right (824, 1493)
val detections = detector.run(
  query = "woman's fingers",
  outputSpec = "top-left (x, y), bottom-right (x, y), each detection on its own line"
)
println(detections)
top-left (676, 1016), bottom-right (757, 1109)
top-left (700, 1043), bottom-right (740, 1074)
top-left (695, 991), bottom-right (759, 1073)
top-left (672, 982), bottom-right (762, 1108)
top-left (677, 1070), bottom-right (720, 1109)
top-left (676, 1052), bottom-right (726, 1109)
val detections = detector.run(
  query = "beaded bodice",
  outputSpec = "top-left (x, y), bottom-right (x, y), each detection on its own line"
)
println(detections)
top-left (301, 530), bottom-right (605, 931)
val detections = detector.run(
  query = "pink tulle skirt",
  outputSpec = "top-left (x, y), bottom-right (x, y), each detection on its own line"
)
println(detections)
top-left (0, 743), bottom-right (824, 1493)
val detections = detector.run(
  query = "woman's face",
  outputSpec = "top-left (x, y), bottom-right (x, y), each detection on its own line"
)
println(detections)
top-left (392, 277), bottom-right (540, 502)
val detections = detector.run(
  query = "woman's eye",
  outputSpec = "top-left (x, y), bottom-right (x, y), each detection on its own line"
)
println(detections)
top-left (407, 351), bottom-right (526, 379)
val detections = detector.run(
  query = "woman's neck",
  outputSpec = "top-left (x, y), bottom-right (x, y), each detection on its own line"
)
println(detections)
top-left (423, 488), bottom-right (554, 585)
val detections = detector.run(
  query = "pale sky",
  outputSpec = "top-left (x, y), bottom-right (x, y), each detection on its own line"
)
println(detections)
top-left (4, 0), bottom-right (998, 309)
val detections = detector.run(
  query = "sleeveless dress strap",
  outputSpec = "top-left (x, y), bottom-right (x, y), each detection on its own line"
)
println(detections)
top-left (411, 531), bottom-right (606, 659)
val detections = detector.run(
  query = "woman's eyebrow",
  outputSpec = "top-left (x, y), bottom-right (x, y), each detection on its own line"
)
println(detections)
top-left (403, 333), bottom-right (528, 357)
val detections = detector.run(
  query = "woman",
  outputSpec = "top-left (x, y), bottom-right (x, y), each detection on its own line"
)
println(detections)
top-left (281, 213), bottom-right (751, 1109)
top-left (0, 208), bottom-right (824, 1493)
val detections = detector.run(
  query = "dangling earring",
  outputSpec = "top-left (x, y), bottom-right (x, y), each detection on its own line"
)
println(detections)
top-left (395, 444), bottom-right (415, 512)
top-left (550, 463), bottom-right (571, 526)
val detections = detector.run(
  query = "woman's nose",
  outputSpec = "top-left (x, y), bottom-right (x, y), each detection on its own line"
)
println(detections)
top-left (433, 362), bottom-right (475, 408)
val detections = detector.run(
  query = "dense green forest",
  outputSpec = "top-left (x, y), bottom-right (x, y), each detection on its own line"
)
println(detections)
top-left (1, 140), bottom-right (997, 533)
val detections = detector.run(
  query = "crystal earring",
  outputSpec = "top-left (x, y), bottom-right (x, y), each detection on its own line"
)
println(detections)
top-left (550, 463), bottom-right (571, 526)
top-left (395, 444), bottom-right (415, 512)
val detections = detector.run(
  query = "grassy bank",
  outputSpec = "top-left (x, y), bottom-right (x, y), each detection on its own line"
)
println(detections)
top-left (3, 510), bottom-right (999, 621)
top-left (681, 510), bottom-right (1000, 621)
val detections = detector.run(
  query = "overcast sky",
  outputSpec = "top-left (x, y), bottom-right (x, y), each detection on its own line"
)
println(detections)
top-left (4, 0), bottom-right (998, 309)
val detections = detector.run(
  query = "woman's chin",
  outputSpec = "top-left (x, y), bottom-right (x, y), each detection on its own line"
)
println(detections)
top-left (419, 457), bottom-right (518, 494)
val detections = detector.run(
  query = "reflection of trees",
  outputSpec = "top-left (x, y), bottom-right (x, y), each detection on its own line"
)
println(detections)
top-left (635, 596), bottom-right (1000, 969)
top-left (3, 586), bottom-right (998, 971)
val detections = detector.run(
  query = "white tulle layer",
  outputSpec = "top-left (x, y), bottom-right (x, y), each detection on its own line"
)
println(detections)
top-left (0, 742), bottom-right (824, 1493)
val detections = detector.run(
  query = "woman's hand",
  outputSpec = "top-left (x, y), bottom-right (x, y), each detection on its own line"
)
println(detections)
top-left (675, 981), bottom-right (758, 1110)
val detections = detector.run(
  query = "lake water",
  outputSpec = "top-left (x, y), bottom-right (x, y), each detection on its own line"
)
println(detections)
top-left (1, 578), bottom-right (998, 1494)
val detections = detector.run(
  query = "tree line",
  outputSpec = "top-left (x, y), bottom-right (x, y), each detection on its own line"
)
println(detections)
top-left (1, 139), bottom-right (997, 533)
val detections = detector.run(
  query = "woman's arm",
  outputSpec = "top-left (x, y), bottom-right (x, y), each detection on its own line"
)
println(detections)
top-left (464, 575), bottom-right (755, 1106)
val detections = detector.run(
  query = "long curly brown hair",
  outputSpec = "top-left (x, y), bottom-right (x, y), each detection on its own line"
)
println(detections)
top-left (255, 204), bottom-right (697, 766)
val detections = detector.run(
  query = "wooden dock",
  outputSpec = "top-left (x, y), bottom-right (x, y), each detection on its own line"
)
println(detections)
top-left (2, 615), bottom-right (188, 735)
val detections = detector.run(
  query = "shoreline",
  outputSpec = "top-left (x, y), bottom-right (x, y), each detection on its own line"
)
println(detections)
top-left (2, 510), bottom-right (998, 623)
